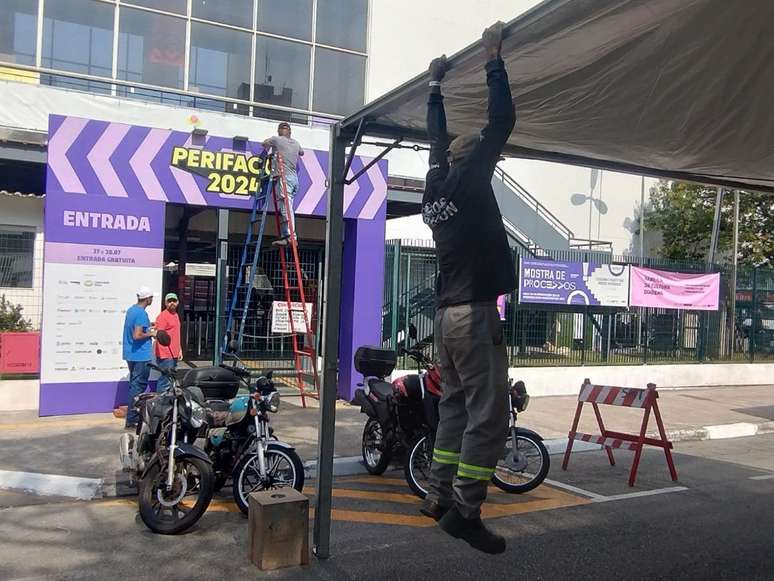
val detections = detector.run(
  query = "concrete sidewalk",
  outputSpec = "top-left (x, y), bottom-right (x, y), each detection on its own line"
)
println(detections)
top-left (0, 384), bottom-right (773, 503)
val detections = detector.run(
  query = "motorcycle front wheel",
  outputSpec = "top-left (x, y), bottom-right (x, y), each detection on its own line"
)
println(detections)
top-left (138, 456), bottom-right (214, 534)
top-left (362, 418), bottom-right (392, 475)
top-left (232, 444), bottom-right (305, 515)
top-left (405, 434), bottom-right (433, 499)
top-left (492, 431), bottom-right (550, 494)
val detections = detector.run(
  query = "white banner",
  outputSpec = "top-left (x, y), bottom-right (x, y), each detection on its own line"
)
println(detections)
top-left (40, 262), bottom-right (162, 383)
top-left (271, 301), bottom-right (313, 334)
top-left (184, 262), bottom-right (216, 277)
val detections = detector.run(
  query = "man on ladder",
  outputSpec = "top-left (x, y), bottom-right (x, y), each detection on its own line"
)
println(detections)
top-left (419, 22), bottom-right (516, 555)
top-left (263, 121), bottom-right (304, 246)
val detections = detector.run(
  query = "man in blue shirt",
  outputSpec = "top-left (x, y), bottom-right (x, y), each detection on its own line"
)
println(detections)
top-left (122, 286), bottom-right (157, 428)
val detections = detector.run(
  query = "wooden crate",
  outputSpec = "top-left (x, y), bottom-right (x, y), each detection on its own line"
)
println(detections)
top-left (248, 488), bottom-right (309, 570)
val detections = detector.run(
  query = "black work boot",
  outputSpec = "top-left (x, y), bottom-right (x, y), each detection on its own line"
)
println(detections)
top-left (420, 498), bottom-right (452, 521)
top-left (438, 506), bottom-right (506, 554)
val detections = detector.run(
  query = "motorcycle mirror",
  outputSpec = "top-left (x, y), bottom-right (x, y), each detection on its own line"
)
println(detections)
top-left (265, 370), bottom-right (273, 379)
top-left (156, 329), bottom-right (171, 347)
top-left (408, 323), bottom-right (417, 340)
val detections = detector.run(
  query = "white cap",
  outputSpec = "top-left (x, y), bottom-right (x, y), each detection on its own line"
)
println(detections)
top-left (136, 286), bottom-right (154, 299)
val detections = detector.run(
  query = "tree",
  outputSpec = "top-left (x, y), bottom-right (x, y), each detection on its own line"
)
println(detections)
top-left (0, 295), bottom-right (31, 332)
top-left (645, 181), bottom-right (774, 265)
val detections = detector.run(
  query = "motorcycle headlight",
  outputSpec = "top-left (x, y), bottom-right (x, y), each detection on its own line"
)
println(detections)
top-left (265, 391), bottom-right (281, 413)
top-left (190, 401), bottom-right (205, 428)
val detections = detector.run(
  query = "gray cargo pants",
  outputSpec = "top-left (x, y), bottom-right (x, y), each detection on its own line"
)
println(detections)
top-left (426, 301), bottom-right (509, 519)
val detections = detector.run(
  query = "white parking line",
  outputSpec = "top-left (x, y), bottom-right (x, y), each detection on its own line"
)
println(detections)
top-left (749, 474), bottom-right (774, 480)
top-left (0, 470), bottom-right (102, 500)
top-left (594, 486), bottom-right (689, 503)
top-left (543, 478), bottom-right (608, 502)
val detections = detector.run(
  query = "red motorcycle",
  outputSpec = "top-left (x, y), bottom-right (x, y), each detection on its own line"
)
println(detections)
top-left (352, 326), bottom-right (549, 498)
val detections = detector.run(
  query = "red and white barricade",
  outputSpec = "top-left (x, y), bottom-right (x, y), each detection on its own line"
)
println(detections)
top-left (561, 379), bottom-right (678, 487)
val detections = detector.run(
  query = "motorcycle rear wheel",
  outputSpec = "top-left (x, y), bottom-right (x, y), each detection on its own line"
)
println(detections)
top-left (138, 456), bottom-right (214, 535)
top-left (362, 418), bottom-right (391, 475)
top-left (232, 445), bottom-right (305, 515)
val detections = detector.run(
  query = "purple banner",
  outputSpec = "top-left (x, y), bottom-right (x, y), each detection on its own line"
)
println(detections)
top-left (519, 258), bottom-right (630, 307)
top-left (45, 192), bottom-right (165, 248)
top-left (44, 242), bottom-right (164, 268)
top-left (47, 115), bottom-right (387, 220)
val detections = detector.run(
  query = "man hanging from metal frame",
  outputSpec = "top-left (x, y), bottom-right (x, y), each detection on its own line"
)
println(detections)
top-left (419, 21), bottom-right (516, 555)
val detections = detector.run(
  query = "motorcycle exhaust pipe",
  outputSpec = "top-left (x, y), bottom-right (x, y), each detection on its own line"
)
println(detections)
top-left (118, 433), bottom-right (136, 472)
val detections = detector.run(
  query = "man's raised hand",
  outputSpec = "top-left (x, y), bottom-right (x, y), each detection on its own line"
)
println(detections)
top-left (482, 21), bottom-right (504, 61)
top-left (429, 55), bottom-right (449, 83)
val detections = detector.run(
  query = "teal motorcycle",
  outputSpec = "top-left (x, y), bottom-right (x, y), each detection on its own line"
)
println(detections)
top-left (193, 350), bottom-right (304, 514)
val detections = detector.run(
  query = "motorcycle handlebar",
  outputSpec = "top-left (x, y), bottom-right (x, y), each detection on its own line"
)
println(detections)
top-left (401, 347), bottom-right (430, 365)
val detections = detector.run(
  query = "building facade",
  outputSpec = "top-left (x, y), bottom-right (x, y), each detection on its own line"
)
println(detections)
top-left (0, 0), bottom-right (395, 413)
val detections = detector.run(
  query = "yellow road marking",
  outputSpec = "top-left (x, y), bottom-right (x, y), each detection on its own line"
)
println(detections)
top-left (97, 480), bottom-right (590, 528)
top-left (304, 487), bottom-right (421, 505)
top-left (324, 509), bottom-right (433, 528)
top-left (343, 477), bottom-right (410, 487)
top-left (97, 498), bottom-right (433, 527)
top-left (98, 498), bottom-right (242, 513)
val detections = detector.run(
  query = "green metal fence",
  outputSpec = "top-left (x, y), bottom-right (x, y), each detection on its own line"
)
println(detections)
top-left (383, 239), bottom-right (773, 367)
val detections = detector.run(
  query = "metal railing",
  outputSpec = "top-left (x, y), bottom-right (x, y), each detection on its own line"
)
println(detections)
top-left (493, 164), bottom-right (576, 242)
top-left (382, 243), bottom-right (774, 367)
top-left (0, 61), bottom-right (342, 124)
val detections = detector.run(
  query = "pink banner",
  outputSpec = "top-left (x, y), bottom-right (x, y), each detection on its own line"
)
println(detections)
top-left (629, 267), bottom-right (720, 311)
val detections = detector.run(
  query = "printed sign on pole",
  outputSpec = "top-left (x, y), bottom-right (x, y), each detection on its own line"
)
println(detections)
top-left (629, 267), bottom-right (720, 311)
top-left (271, 301), bottom-right (313, 334)
top-left (518, 258), bottom-right (630, 307)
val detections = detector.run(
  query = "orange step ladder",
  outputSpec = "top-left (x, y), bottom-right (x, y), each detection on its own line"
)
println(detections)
top-left (271, 153), bottom-right (320, 407)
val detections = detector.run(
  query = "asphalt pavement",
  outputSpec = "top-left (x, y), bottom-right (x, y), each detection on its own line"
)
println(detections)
top-left (2, 434), bottom-right (774, 580)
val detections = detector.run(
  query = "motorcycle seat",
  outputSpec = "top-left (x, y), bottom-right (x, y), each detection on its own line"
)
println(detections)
top-left (368, 379), bottom-right (394, 401)
top-left (137, 393), bottom-right (157, 402)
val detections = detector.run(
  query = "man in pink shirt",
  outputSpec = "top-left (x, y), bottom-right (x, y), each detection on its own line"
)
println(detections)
top-left (154, 292), bottom-right (183, 392)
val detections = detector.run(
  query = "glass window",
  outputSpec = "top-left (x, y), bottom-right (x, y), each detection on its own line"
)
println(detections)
top-left (254, 36), bottom-right (310, 112)
top-left (0, 0), bottom-right (37, 66)
top-left (189, 22), bottom-right (252, 99)
top-left (257, 0), bottom-right (312, 41)
top-left (42, 0), bottom-right (114, 78)
top-left (123, 0), bottom-right (187, 15)
top-left (192, 0), bottom-right (253, 29)
top-left (0, 229), bottom-right (35, 288)
top-left (118, 8), bottom-right (185, 89)
top-left (313, 47), bottom-right (365, 116)
top-left (316, 0), bottom-right (367, 52)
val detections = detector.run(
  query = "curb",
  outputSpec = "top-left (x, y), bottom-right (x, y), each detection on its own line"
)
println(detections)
top-left (6, 421), bottom-right (774, 500)
top-left (303, 456), bottom-right (371, 479)
top-left (0, 469), bottom-right (102, 500)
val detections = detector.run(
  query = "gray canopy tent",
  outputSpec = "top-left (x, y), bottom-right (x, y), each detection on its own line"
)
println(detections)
top-left (313, 0), bottom-right (774, 558)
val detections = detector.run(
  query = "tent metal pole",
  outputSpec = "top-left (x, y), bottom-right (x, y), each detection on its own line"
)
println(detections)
top-left (707, 187), bottom-right (723, 265)
top-left (313, 122), bottom-right (348, 560)
top-left (345, 137), bottom-right (404, 185)
top-left (730, 190), bottom-right (740, 356)
top-left (213, 209), bottom-right (229, 365)
top-left (342, 118), bottom-right (366, 181)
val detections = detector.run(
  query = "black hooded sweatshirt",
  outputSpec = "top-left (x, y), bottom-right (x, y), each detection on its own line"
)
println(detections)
top-left (422, 58), bottom-right (517, 308)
